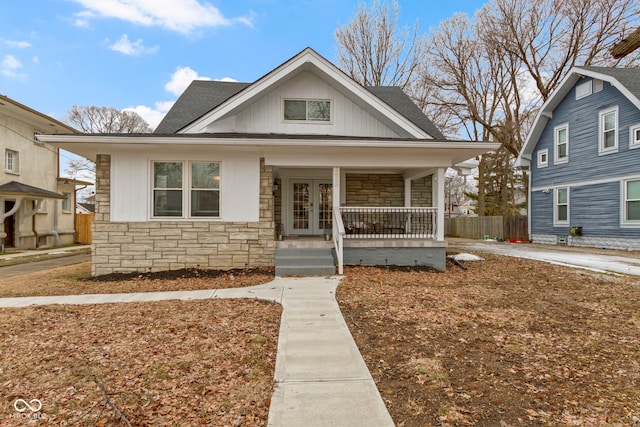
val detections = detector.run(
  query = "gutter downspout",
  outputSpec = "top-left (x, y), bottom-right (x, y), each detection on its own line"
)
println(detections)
top-left (32, 201), bottom-right (39, 248)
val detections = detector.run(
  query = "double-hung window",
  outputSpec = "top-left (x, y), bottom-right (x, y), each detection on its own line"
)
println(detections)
top-left (554, 124), bottom-right (568, 164)
top-left (624, 179), bottom-right (640, 224)
top-left (599, 107), bottom-right (618, 154)
top-left (152, 161), bottom-right (220, 218)
top-left (555, 187), bottom-right (569, 225)
top-left (284, 99), bottom-right (331, 122)
top-left (5, 149), bottom-right (18, 173)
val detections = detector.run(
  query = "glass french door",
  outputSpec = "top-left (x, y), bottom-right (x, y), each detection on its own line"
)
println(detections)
top-left (289, 179), bottom-right (332, 235)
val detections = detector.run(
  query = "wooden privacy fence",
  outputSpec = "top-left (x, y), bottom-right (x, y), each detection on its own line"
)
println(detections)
top-left (75, 213), bottom-right (94, 244)
top-left (445, 216), bottom-right (528, 241)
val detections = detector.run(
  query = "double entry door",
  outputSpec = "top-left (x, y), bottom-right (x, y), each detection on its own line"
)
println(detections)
top-left (289, 179), bottom-right (332, 235)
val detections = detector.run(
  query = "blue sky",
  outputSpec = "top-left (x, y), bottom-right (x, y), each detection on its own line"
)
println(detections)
top-left (0, 0), bottom-right (487, 130)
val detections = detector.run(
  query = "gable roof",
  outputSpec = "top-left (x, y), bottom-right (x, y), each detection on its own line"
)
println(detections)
top-left (516, 66), bottom-right (640, 167)
top-left (156, 80), bottom-right (446, 139)
top-left (160, 47), bottom-right (442, 139)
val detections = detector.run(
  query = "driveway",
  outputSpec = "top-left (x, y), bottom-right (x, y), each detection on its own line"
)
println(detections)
top-left (449, 238), bottom-right (640, 276)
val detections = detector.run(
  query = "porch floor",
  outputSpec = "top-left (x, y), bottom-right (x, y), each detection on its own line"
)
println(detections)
top-left (276, 236), bottom-right (333, 249)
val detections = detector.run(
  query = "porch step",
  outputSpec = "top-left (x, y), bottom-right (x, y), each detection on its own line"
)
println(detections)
top-left (275, 248), bottom-right (336, 277)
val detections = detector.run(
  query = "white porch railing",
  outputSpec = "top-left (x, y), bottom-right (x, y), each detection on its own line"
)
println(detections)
top-left (339, 206), bottom-right (437, 238)
top-left (332, 206), bottom-right (438, 275)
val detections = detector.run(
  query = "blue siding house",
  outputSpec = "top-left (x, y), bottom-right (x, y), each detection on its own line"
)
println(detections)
top-left (517, 67), bottom-right (640, 250)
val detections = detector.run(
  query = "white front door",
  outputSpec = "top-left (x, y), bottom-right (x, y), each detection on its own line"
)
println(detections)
top-left (289, 179), bottom-right (332, 235)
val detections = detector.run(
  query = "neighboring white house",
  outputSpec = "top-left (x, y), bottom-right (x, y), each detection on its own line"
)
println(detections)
top-left (0, 94), bottom-right (86, 249)
top-left (41, 48), bottom-right (499, 275)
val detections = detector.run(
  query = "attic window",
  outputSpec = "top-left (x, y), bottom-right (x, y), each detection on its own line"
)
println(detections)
top-left (575, 80), bottom-right (592, 100)
top-left (284, 99), bottom-right (331, 122)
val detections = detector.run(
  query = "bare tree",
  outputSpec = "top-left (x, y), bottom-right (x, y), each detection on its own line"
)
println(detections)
top-left (335, 0), bottom-right (426, 89)
top-left (63, 105), bottom-right (152, 180)
top-left (419, 0), bottom-right (640, 215)
top-left (479, 0), bottom-right (640, 101)
top-left (64, 105), bottom-right (153, 134)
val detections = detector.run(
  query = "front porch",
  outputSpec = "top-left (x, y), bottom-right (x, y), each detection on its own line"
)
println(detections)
top-left (272, 166), bottom-right (448, 274)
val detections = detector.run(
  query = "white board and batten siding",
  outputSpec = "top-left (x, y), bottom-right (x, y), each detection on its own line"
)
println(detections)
top-left (109, 150), bottom-right (261, 222)
top-left (205, 71), bottom-right (402, 138)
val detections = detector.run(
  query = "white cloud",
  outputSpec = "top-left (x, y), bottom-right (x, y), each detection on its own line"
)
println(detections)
top-left (109, 34), bottom-right (159, 56)
top-left (124, 101), bottom-right (174, 130)
top-left (3, 39), bottom-right (31, 48)
top-left (71, 0), bottom-right (253, 34)
top-left (1, 55), bottom-right (24, 78)
top-left (125, 66), bottom-right (238, 131)
top-left (165, 66), bottom-right (211, 96)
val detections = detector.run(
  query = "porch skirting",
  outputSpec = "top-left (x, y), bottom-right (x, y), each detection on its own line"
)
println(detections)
top-left (91, 221), bottom-right (276, 276)
top-left (342, 239), bottom-right (447, 271)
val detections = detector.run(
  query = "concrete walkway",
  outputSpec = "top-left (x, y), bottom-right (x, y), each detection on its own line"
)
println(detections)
top-left (0, 277), bottom-right (394, 426)
top-left (451, 240), bottom-right (640, 276)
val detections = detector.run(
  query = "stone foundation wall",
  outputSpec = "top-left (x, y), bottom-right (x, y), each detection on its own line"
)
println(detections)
top-left (91, 157), bottom-right (275, 276)
top-left (92, 221), bottom-right (276, 276)
top-left (532, 233), bottom-right (640, 251)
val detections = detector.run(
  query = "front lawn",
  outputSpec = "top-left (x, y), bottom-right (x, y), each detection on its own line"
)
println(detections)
top-left (337, 255), bottom-right (640, 426)
top-left (1, 299), bottom-right (281, 426)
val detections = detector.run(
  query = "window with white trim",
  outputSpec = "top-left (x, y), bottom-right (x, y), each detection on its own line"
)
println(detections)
top-left (554, 124), bottom-right (569, 164)
top-left (283, 99), bottom-right (331, 122)
top-left (624, 179), bottom-right (640, 224)
top-left (629, 124), bottom-right (640, 149)
top-left (575, 80), bottom-right (592, 100)
top-left (593, 79), bottom-right (603, 92)
top-left (5, 149), bottom-right (18, 173)
top-left (537, 149), bottom-right (548, 168)
top-left (555, 187), bottom-right (569, 225)
top-left (61, 192), bottom-right (71, 212)
top-left (599, 106), bottom-right (618, 154)
top-left (152, 161), bottom-right (220, 218)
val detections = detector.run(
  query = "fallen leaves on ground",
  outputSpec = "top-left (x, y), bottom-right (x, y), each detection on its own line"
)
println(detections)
top-left (0, 299), bottom-right (281, 426)
top-left (0, 263), bottom-right (274, 297)
top-left (337, 254), bottom-right (640, 426)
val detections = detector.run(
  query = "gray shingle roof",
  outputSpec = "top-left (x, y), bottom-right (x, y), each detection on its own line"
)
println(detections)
top-left (154, 80), bottom-right (446, 139)
top-left (576, 66), bottom-right (640, 100)
top-left (0, 181), bottom-right (64, 199)
top-left (365, 86), bottom-right (446, 140)
top-left (154, 81), bottom-right (250, 134)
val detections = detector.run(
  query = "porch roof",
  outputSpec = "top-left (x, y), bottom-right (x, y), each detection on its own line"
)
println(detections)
top-left (38, 133), bottom-right (500, 167)
top-left (0, 181), bottom-right (65, 199)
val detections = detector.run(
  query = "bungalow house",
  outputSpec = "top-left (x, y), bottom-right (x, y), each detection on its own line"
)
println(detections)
top-left (40, 48), bottom-right (498, 276)
top-left (517, 66), bottom-right (640, 250)
top-left (0, 94), bottom-right (86, 250)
